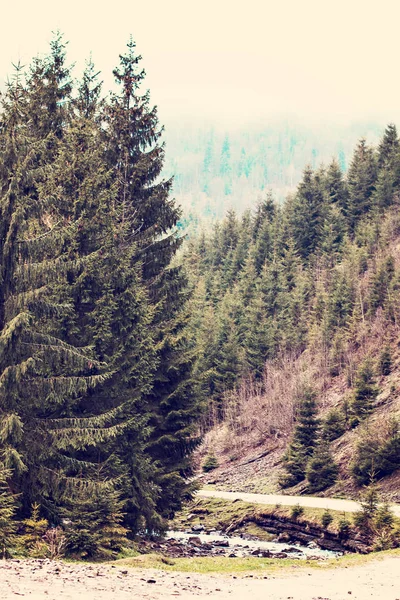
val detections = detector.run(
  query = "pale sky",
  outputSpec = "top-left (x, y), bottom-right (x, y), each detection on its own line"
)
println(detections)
top-left (1, 0), bottom-right (400, 127)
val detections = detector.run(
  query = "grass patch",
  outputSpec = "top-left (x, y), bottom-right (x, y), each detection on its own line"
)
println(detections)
top-left (112, 548), bottom-right (400, 574)
top-left (170, 496), bottom-right (352, 535)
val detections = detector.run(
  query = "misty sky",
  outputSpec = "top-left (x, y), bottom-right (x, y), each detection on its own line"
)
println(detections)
top-left (1, 0), bottom-right (400, 127)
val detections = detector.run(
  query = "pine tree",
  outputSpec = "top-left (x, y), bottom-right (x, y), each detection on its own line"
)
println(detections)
top-left (242, 293), bottom-right (273, 378)
top-left (213, 290), bottom-right (244, 402)
top-left (320, 204), bottom-right (347, 261)
top-left (306, 442), bottom-right (338, 492)
top-left (326, 268), bottom-right (354, 333)
top-left (28, 54), bottom-right (159, 532)
top-left (324, 159), bottom-right (349, 215)
top-left (252, 192), bottom-right (276, 240)
top-left (101, 38), bottom-right (203, 524)
top-left (282, 387), bottom-right (320, 486)
top-left (377, 124), bottom-right (399, 169)
top-left (63, 485), bottom-right (128, 559)
top-left (289, 167), bottom-right (326, 259)
top-left (347, 139), bottom-right (377, 230)
top-left (26, 31), bottom-right (72, 141)
top-left (368, 256), bottom-right (395, 314)
top-left (0, 465), bottom-right (18, 558)
top-left (351, 359), bottom-right (378, 422)
top-left (0, 60), bottom-right (107, 514)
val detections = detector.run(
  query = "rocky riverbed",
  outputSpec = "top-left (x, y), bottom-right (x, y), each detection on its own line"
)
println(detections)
top-left (137, 530), bottom-right (338, 560)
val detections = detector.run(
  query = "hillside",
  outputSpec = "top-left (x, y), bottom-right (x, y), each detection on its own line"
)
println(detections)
top-left (184, 124), bottom-right (400, 503)
top-left (198, 329), bottom-right (400, 501)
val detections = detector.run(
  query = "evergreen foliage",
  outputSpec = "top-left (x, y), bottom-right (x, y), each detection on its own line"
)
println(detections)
top-left (62, 486), bottom-right (128, 559)
top-left (0, 34), bottom-right (202, 538)
top-left (351, 419), bottom-right (400, 485)
top-left (19, 503), bottom-right (49, 557)
top-left (347, 139), bottom-right (377, 229)
top-left (202, 454), bottom-right (219, 472)
top-left (281, 387), bottom-right (320, 487)
top-left (0, 465), bottom-right (17, 558)
top-left (351, 359), bottom-right (378, 422)
top-left (182, 120), bottom-right (400, 493)
top-left (321, 409), bottom-right (346, 442)
top-left (306, 442), bottom-right (339, 492)
top-left (321, 510), bottom-right (333, 529)
top-left (379, 346), bottom-right (392, 376)
top-left (2, 31), bottom-right (400, 544)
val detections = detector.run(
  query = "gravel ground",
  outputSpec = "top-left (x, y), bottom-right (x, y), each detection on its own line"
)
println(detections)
top-left (198, 489), bottom-right (400, 517)
top-left (1, 556), bottom-right (399, 600)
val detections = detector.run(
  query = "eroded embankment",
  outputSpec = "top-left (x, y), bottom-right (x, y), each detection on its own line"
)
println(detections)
top-left (169, 497), bottom-right (374, 555)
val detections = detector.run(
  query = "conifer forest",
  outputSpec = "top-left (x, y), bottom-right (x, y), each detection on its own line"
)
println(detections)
top-left (1, 32), bottom-right (400, 564)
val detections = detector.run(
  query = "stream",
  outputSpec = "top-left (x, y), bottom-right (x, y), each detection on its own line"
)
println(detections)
top-left (166, 530), bottom-right (341, 560)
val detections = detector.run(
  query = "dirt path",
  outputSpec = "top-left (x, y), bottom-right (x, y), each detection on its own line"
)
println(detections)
top-left (1, 556), bottom-right (400, 600)
top-left (198, 489), bottom-right (400, 517)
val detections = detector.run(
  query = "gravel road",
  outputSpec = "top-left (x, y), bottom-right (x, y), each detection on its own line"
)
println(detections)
top-left (198, 489), bottom-right (400, 517)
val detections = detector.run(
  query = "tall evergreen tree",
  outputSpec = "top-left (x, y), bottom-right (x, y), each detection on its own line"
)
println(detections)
top-left (324, 159), bottom-right (349, 214)
top-left (347, 139), bottom-right (377, 230)
top-left (289, 167), bottom-right (326, 259)
top-left (0, 60), bottom-right (109, 516)
top-left (103, 38), bottom-right (202, 522)
top-left (377, 124), bottom-right (399, 169)
top-left (282, 387), bottom-right (320, 487)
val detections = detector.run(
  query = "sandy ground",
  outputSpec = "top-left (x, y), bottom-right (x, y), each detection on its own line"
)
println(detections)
top-left (1, 556), bottom-right (399, 600)
top-left (199, 489), bottom-right (400, 517)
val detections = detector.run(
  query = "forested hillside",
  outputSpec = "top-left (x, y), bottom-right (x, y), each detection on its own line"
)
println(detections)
top-left (184, 125), bottom-right (400, 498)
top-left (0, 34), bottom-right (203, 557)
top-left (2, 31), bottom-right (400, 564)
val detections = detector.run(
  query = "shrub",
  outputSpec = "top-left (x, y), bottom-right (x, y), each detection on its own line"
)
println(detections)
top-left (19, 503), bottom-right (49, 558)
top-left (351, 419), bottom-right (400, 485)
top-left (202, 454), bottom-right (219, 473)
top-left (0, 465), bottom-right (18, 558)
top-left (322, 409), bottom-right (346, 442)
top-left (63, 487), bottom-right (128, 559)
top-left (290, 504), bottom-right (304, 520)
top-left (372, 503), bottom-right (397, 550)
top-left (338, 516), bottom-right (350, 538)
top-left (321, 510), bottom-right (333, 529)
top-left (306, 443), bottom-right (339, 492)
top-left (351, 359), bottom-right (378, 421)
top-left (378, 346), bottom-right (392, 376)
top-left (353, 485), bottom-right (398, 550)
top-left (43, 527), bottom-right (66, 560)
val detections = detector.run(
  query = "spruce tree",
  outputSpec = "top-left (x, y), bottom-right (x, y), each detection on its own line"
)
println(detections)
top-left (242, 293), bottom-right (272, 378)
top-left (103, 38), bottom-right (203, 522)
top-left (306, 442), bottom-right (338, 492)
top-left (289, 167), bottom-right (326, 260)
top-left (282, 387), bottom-right (320, 487)
top-left (0, 58), bottom-right (108, 516)
top-left (351, 359), bottom-right (378, 422)
top-left (63, 486), bottom-right (128, 559)
top-left (324, 159), bottom-right (349, 215)
top-left (377, 124), bottom-right (399, 169)
top-left (347, 139), bottom-right (377, 230)
top-left (0, 465), bottom-right (17, 558)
